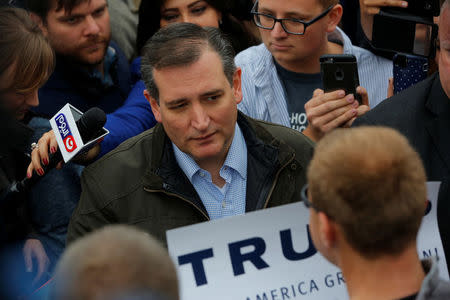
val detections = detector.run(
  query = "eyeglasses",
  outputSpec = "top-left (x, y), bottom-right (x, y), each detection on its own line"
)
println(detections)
top-left (301, 184), bottom-right (335, 219)
top-left (251, 1), bottom-right (334, 35)
top-left (301, 184), bottom-right (314, 209)
top-left (301, 183), bottom-right (321, 212)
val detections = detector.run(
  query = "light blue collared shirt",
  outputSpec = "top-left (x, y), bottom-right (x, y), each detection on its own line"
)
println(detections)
top-left (173, 125), bottom-right (247, 220)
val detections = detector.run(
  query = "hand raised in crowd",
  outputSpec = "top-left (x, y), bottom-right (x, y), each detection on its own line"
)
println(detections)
top-left (302, 87), bottom-right (370, 142)
top-left (27, 130), bottom-right (63, 178)
top-left (23, 238), bottom-right (50, 286)
top-left (359, 0), bottom-right (408, 39)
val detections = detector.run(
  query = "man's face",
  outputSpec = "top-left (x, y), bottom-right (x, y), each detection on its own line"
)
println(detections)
top-left (439, 7), bottom-right (450, 98)
top-left (257, 0), bottom-right (331, 70)
top-left (40, 0), bottom-right (111, 66)
top-left (147, 50), bottom-right (243, 168)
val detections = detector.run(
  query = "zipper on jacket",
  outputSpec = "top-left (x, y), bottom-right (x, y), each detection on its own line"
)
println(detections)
top-left (143, 187), bottom-right (210, 221)
top-left (262, 154), bottom-right (295, 209)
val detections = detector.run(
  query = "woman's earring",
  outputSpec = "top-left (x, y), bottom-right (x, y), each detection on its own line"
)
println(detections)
top-left (219, 19), bottom-right (223, 26)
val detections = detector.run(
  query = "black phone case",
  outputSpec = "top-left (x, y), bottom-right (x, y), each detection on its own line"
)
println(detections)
top-left (320, 54), bottom-right (362, 103)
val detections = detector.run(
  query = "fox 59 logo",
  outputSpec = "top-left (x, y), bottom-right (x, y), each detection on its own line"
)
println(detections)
top-left (55, 113), bottom-right (78, 153)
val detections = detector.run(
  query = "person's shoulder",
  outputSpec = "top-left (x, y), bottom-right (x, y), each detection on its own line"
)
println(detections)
top-left (354, 73), bottom-right (436, 127)
top-left (84, 126), bottom-right (159, 177)
top-left (249, 117), bottom-right (315, 152)
top-left (352, 44), bottom-right (392, 65)
top-left (235, 43), bottom-right (269, 66)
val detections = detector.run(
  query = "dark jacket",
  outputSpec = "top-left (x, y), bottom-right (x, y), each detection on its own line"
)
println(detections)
top-left (353, 72), bottom-right (450, 275)
top-left (353, 72), bottom-right (450, 181)
top-left (67, 113), bottom-right (315, 245)
top-left (0, 108), bottom-right (35, 244)
top-left (34, 42), bottom-right (131, 117)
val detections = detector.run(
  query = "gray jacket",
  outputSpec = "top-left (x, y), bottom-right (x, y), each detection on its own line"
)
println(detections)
top-left (416, 259), bottom-right (450, 300)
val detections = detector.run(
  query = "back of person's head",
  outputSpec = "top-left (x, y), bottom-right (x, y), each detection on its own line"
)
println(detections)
top-left (307, 126), bottom-right (427, 259)
top-left (27, 0), bottom-right (87, 20)
top-left (0, 6), bottom-right (54, 94)
top-left (141, 22), bottom-right (235, 102)
top-left (50, 225), bottom-right (179, 300)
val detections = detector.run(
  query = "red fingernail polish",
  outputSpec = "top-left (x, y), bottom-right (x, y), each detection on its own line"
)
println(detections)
top-left (43, 158), bottom-right (49, 166)
top-left (27, 172), bottom-right (31, 179)
top-left (38, 169), bottom-right (44, 176)
top-left (51, 147), bottom-right (56, 154)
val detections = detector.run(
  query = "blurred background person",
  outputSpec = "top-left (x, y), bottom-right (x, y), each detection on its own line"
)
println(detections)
top-left (0, 6), bottom-right (54, 299)
top-left (50, 225), bottom-right (179, 300)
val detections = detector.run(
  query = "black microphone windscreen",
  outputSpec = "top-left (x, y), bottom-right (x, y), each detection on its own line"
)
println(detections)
top-left (76, 107), bottom-right (107, 143)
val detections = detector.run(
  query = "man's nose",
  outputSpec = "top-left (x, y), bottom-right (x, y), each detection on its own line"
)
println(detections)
top-left (190, 103), bottom-right (210, 131)
top-left (83, 15), bottom-right (101, 36)
top-left (271, 20), bottom-right (288, 39)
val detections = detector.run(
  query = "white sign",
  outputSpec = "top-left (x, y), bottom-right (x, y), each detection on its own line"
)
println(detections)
top-left (417, 182), bottom-right (448, 279)
top-left (49, 104), bottom-right (108, 162)
top-left (167, 182), bottom-right (448, 300)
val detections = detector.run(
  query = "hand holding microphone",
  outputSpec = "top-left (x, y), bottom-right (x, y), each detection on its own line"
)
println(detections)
top-left (26, 107), bottom-right (107, 179)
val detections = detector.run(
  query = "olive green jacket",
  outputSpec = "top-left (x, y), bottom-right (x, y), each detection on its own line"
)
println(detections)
top-left (67, 113), bottom-right (314, 246)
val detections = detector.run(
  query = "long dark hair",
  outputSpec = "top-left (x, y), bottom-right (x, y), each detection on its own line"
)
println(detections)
top-left (136, 0), bottom-right (258, 55)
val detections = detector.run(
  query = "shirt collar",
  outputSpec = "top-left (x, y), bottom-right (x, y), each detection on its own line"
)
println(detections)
top-left (173, 124), bottom-right (247, 181)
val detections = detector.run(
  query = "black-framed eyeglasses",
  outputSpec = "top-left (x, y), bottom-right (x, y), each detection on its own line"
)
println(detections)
top-left (251, 0), bottom-right (334, 35)
top-left (301, 184), bottom-right (335, 219)
top-left (301, 184), bottom-right (320, 212)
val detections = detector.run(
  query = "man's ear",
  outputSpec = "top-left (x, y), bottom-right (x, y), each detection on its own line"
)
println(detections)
top-left (325, 4), bottom-right (343, 33)
top-left (232, 67), bottom-right (243, 105)
top-left (318, 212), bottom-right (338, 249)
top-left (143, 90), bottom-right (162, 123)
top-left (29, 13), bottom-right (48, 36)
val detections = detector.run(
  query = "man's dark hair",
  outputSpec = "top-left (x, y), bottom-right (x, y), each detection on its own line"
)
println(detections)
top-left (140, 23), bottom-right (236, 102)
top-left (27, 0), bottom-right (90, 19)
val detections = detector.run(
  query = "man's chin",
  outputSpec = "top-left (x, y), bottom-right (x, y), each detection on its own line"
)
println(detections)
top-left (74, 54), bottom-right (105, 69)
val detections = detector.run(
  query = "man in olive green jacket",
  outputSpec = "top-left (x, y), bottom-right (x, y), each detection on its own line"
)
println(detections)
top-left (67, 23), bottom-right (314, 246)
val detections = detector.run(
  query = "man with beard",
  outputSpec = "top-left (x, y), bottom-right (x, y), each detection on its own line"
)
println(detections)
top-left (27, 0), bottom-right (131, 117)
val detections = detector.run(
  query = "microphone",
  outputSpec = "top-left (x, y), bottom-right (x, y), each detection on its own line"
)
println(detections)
top-left (1, 107), bottom-right (106, 200)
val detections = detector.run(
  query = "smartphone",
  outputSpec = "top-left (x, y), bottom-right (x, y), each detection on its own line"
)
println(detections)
top-left (372, 12), bottom-right (438, 57)
top-left (393, 53), bottom-right (428, 94)
top-left (320, 54), bottom-right (362, 104)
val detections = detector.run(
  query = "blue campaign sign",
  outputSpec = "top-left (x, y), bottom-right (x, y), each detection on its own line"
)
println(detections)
top-left (167, 182), bottom-right (447, 300)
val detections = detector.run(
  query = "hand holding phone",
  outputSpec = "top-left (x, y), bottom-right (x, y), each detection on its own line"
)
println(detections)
top-left (320, 54), bottom-right (362, 104)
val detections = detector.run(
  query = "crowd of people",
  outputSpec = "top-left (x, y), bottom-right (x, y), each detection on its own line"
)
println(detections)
top-left (0, 0), bottom-right (449, 299)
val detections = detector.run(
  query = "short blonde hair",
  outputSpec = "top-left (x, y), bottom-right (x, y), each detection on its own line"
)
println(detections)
top-left (307, 127), bottom-right (426, 258)
top-left (51, 225), bottom-right (179, 300)
top-left (0, 7), bottom-right (54, 94)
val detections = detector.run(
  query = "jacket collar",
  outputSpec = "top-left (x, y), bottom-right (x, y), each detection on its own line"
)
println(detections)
top-left (142, 112), bottom-right (296, 215)
top-left (425, 72), bottom-right (450, 173)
